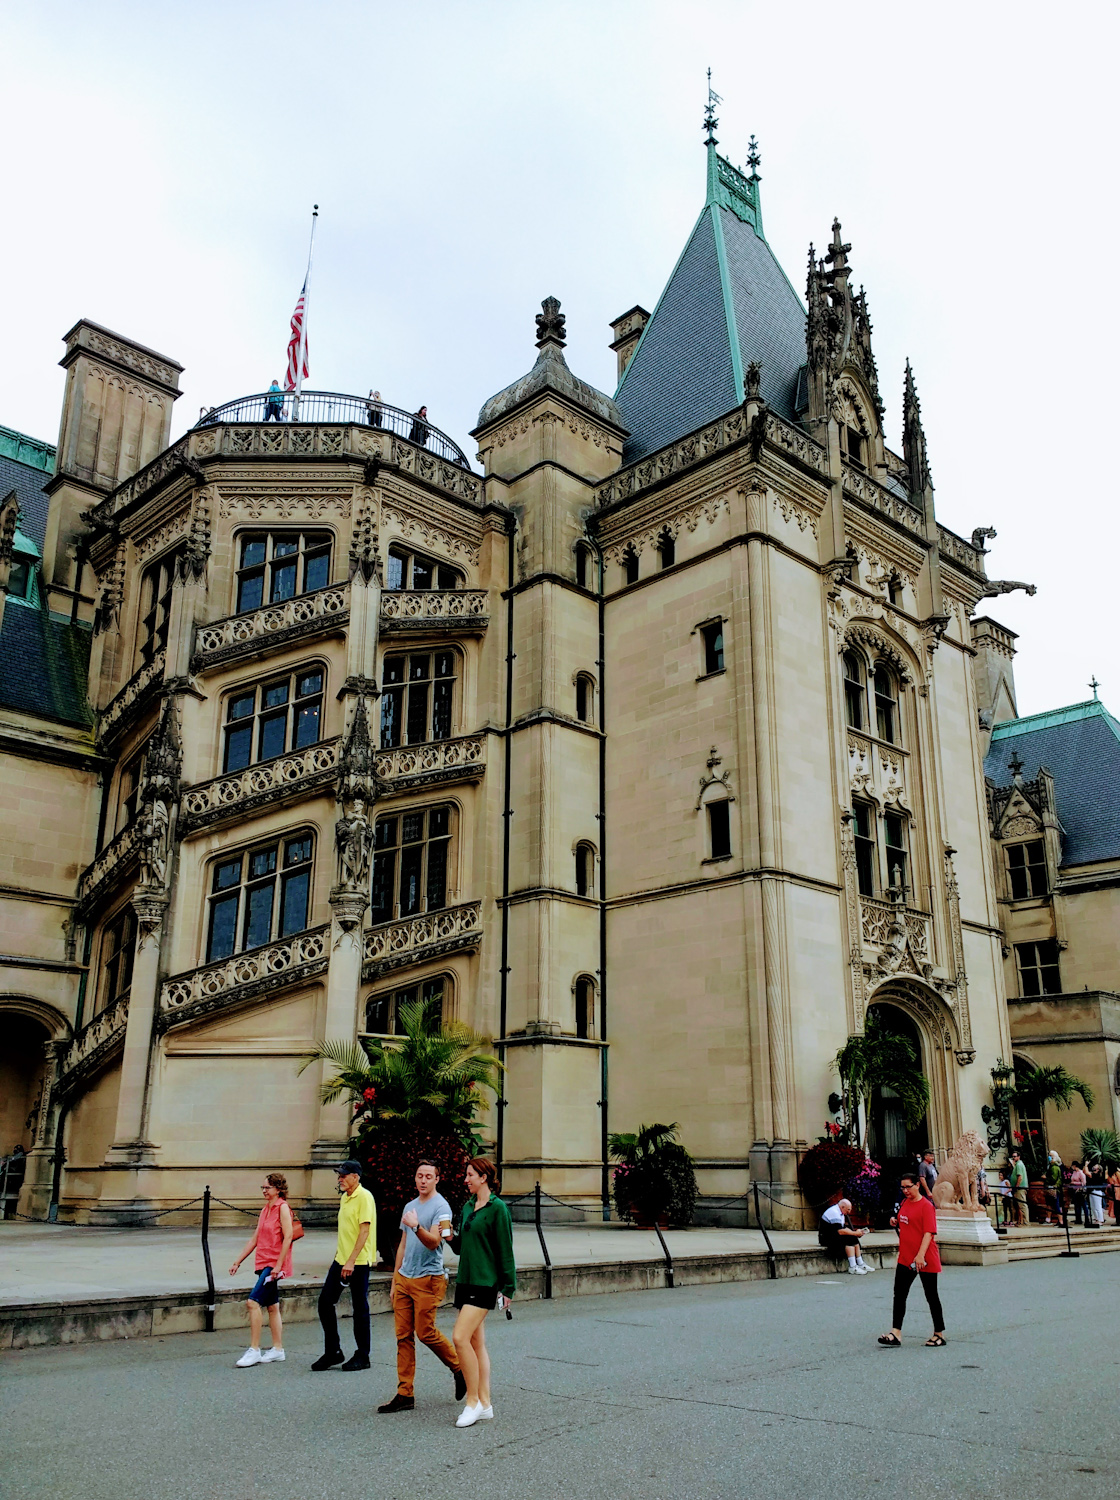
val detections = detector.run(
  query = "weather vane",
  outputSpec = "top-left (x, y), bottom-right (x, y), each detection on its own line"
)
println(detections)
top-left (1090, 675), bottom-right (1100, 700)
top-left (704, 68), bottom-right (722, 146)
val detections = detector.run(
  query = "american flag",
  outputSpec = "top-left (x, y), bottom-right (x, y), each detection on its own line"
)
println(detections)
top-left (284, 278), bottom-right (309, 392)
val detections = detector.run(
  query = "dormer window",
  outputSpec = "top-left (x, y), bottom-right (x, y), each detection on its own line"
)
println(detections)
top-left (843, 425), bottom-right (866, 470)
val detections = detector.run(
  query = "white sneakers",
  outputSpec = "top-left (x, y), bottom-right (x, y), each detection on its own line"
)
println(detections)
top-left (456, 1401), bottom-right (494, 1426)
top-left (858, 1260), bottom-right (875, 1273)
top-left (848, 1262), bottom-right (868, 1275)
top-left (235, 1346), bottom-right (284, 1367)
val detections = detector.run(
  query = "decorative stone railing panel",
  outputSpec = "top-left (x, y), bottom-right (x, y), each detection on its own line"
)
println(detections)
top-left (379, 590), bottom-right (488, 624)
top-left (77, 820), bottom-right (142, 908)
top-left (160, 925), bottom-right (330, 1025)
top-left (99, 651), bottom-right (166, 742)
top-left (362, 901), bottom-right (482, 975)
top-left (936, 525), bottom-right (986, 575)
top-left (860, 897), bottom-right (932, 963)
top-left (58, 995), bottom-right (129, 1088)
top-left (842, 468), bottom-right (925, 533)
top-left (375, 735), bottom-right (485, 784)
top-left (193, 585), bottom-right (349, 668)
top-left (181, 741), bottom-right (341, 831)
top-left (91, 438), bottom-right (190, 522)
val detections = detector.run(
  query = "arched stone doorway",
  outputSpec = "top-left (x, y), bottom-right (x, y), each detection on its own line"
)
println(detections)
top-left (865, 978), bottom-right (964, 1164)
top-left (864, 1004), bottom-right (929, 1184)
top-left (0, 998), bottom-right (70, 1220)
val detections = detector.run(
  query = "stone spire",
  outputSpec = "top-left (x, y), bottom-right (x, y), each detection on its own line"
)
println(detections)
top-left (902, 360), bottom-right (932, 497)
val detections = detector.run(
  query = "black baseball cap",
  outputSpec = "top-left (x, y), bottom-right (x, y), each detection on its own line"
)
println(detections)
top-left (336, 1160), bottom-right (362, 1176)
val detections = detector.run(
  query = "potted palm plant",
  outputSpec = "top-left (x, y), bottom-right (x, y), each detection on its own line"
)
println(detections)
top-left (608, 1123), bottom-right (698, 1227)
top-left (300, 999), bottom-right (503, 1262)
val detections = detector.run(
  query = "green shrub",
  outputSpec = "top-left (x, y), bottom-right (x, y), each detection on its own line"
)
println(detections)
top-left (798, 1142), bottom-right (867, 1211)
top-left (609, 1123), bottom-right (698, 1226)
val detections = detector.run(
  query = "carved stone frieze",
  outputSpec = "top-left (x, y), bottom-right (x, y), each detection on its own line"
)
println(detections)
top-left (602, 492), bottom-right (729, 566)
top-left (84, 329), bottom-right (179, 388)
top-left (381, 502), bottom-right (480, 567)
top-left (379, 589), bottom-right (488, 628)
top-left (134, 514), bottom-right (190, 562)
top-left (180, 740), bottom-right (341, 834)
top-left (99, 651), bottom-right (166, 744)
top-left (361, 900), bottom-right (482, 980)
top-left (837, 620), bottom-right (915, 685)
top-left (772, 491), bottom-right (819, 537)
top-left (216, 492), bottom-right (352, 520)
top-left (192, 586), bottom-right (349, 672)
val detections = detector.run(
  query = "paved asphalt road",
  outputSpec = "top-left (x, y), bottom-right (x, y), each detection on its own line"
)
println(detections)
top-left (2, 1254), bottom-right (1114, 1500)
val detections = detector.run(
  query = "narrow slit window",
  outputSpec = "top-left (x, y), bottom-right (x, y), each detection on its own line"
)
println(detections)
top-left (701, 622), bottom-right (725, 675)
top-left (852, 802), bottom-right (877, 897)
top-left (575, 674), bottom-right (595, 724)
top-left (874, 666), bottom-right (898, 745)
top-left (623, 548), bottom-right (639, 586)
top-left (708, 801), bottom-right (732, 860)
top-left (575, 977), bottom-right (593, 1040)
top-left (575, 844), bottom-right (594, 897)
top-left (658, 531), bottom-right (675, 569)
top-left (843, 651), bottom-right (865, 731)
top-left (884, 811), bottom-right (909, 895)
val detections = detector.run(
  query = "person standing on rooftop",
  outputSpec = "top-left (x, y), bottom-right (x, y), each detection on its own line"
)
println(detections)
top-left (408, 406), bottom-right (430, 447)
top-left (367, 390), bottom-right (383, 428)
top-left (265, 380), bottom-right (284, 422)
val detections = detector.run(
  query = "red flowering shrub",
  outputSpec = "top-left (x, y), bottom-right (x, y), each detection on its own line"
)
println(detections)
top-left (798, 1143), bottom-right (867, 1211)
top-left (355, 1120), bottom-right (471, 1264)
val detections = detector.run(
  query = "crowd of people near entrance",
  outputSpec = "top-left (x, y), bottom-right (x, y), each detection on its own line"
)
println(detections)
top-left (229, 1155), bottom-right (515, 1430)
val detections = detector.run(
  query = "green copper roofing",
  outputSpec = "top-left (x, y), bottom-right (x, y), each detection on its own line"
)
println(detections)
top-left (706, 140), bottom-right (764, 237)
top-left (12, 527), bottom-right (41, 559)
top-left (0, 424), bottom-right (55, 475)
top-left (990, 698), bottom-right (1120, 743)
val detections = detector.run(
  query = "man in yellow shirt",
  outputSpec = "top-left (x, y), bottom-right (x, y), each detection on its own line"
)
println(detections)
top-left (312, 1161), bottom-right (377, 1371)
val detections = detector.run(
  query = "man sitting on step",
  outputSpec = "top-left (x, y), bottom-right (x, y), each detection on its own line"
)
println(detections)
top-left (819, 1198), bottom-right (874, 1274)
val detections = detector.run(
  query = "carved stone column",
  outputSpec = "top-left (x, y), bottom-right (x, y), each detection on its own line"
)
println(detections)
top-left (103, 889), bottom-right (168, 1174)
top-left (16, 1039), bottom-right (61, 1219)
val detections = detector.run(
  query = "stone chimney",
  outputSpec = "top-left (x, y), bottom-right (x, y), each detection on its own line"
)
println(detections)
top-left (971, 615), bottom-right (1018, 754)
top-left (43, 320), bottom-right (183, 611)
top-left (609, 305), bottom-right (650, 381)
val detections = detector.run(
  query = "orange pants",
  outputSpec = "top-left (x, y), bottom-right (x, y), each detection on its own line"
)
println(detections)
top-left (393, 1274), bottom-right (460, 1396)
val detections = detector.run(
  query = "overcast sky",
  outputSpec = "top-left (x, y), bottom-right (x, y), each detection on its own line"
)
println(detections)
top-left (2, 1), bottom-right (1115, 715)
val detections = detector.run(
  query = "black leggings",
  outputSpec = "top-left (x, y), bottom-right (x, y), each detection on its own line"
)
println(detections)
top-left (892, 1264), bottom-right (944, 1332)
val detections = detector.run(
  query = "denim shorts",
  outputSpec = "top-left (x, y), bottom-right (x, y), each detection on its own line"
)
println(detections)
top-left (249, 1267), bottom-right (280, 1307)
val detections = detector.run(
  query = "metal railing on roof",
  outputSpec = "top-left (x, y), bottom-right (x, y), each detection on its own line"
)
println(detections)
top-left (192, 391), bottom-right (471, 468)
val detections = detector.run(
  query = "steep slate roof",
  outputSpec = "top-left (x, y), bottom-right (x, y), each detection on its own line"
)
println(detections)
top-left (0, 424), bottom-right (55, 551)
top-left (613, 143), bottom-right (807, 464)
top-left (0, 423), bottom-right (92, 728)
top-left (0, 605), bottom-right (92, 727)
top-left (986, 700), bottom-right (1120, 867)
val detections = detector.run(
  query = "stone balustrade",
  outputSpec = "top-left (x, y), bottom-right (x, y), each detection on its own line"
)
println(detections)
top-left (192, 585), bottom-right (349, 671)
top-left (379, 590), bottom-right (489, 631)
top-left (362, 900), bottom-right (482, 977)
top-left (58, 995), bottom-right (129, 1090)
top-left (99, 651), bottom-right (166, 743)
top-left (375, 734), bottom-right (486, 787)
top-left (937, 525), bottom-right (986, 575)
top-left (77, 819), bottom-right (143, 910)
top-left (842, 468), bottom-right (925, 533)
top-left (180, 740), bottom-right (341, 833)
top-left (159, 924), bottom-right (331, 1027)
top-left (860, 896), bottom-right (932, 963)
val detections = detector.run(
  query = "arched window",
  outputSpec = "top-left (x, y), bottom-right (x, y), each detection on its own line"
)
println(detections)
top-left (575, 543), bottom-right (593, 590)
top-left (575, 842), bottom-right (596, 898)
top-left (874, 665), bottom-right (898, 744)
top-left (371, 805), bottom-right (453, 924)
top-left (658, 531), bottom-right (675, 569)
top-left (206, 832), bottom-right (314, 962)
top-left (574, 976), bottom-right (596, 1040)
top-left (380, 651), bottom-right (458, 747)
top-left (623, 548), bottom-right (639, 586)
top-left (887, 574), bottom-right (904, 607)
top-left (843, 651), bottom-right (865, 731)
top-left (385, 546), bottom-right (461, 591)
top-left (223, 666), bottom-right (325, 772)
top-left (235, 530), bottom-right (331, 614)
top-left (364, 975), bottom-right (446, 1037)
top-left (575, 673), bottom-right (596, 725)
top-left (707, 800), bottom-right (732, 860)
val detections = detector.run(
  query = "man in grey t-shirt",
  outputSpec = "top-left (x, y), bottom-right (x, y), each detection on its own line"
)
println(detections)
top-left (378, 1161), bottom-right (466, 1413)
top-left (918, 1151), bottom-right (938, 1202)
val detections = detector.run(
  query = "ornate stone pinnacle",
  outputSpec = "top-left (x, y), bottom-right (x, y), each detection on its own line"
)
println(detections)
top-left (535, 296), bottom-right (566, 350)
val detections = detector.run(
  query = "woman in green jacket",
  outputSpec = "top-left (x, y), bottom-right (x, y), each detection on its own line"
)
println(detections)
top-left (450, 1156), bottom-right (516, 1427)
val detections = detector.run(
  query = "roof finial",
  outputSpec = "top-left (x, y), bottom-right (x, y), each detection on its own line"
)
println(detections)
top-left (747, 134), bottom-right (761, 181)
top-left (704, 68), bottom-right (721, 146)
top-left (535, 296), bottom-right (566, 350)
top-left (1008, 751), bottom-right (1024, 782)
top-left (1090, 674), bottom-right (1100, 700)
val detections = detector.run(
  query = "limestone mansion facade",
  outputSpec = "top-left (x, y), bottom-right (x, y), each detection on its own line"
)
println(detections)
top-left (1, 132), bottom-right (1056, 1223)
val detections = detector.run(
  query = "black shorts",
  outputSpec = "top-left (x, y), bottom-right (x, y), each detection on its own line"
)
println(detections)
top-left (454, 1282), bottom-right (498, 1311)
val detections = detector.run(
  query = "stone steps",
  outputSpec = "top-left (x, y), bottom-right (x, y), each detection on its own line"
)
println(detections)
top-left (1003, 1225), bottom-right (1120, 1261)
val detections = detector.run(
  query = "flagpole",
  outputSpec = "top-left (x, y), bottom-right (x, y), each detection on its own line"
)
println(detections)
top-left (293, 204), bottom-right (318, 418)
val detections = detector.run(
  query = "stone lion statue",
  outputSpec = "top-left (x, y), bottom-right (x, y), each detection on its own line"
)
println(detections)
top-left (931, 1130), bottom-right (988, 1212)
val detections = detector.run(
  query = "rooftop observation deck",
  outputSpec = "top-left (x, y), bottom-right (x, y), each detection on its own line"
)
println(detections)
top-left (193, 391), bottom-right (472, 469)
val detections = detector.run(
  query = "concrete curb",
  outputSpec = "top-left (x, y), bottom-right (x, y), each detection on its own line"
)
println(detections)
top-left (0, 1245), bottom-right (896, 1350)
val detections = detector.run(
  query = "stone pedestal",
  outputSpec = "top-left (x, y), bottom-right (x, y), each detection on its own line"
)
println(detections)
top-left (936, 1208), bottom-right (1008, 1266)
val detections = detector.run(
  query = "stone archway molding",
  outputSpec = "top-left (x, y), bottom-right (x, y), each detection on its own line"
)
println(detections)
top-left (0, 993), bottom-right (72, 1041)
top-left (867, 977), bottom-right (968, 1152)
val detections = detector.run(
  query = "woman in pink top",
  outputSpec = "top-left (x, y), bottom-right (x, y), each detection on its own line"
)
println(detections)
top-left (230, 1172), bottom-right (295, 1367)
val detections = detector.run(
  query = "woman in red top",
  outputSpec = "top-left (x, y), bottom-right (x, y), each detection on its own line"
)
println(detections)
top-left (878, 1170), bottom-right (946, 1348)
top-left (230, 1172), bottom-right (295, 1367)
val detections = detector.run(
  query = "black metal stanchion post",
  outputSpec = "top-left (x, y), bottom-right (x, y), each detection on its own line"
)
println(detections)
top-left (201, 1185), bottom-right (217, 1330)
top-left (534, 1182), bottom-right (552, 1299)
top-left (753, 1181), bottom-right (778, 1280)
top-left (1059, 1186), bottom-right (1079, 1258)
top-left (654, 1223), bottom-right (675, 1289)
